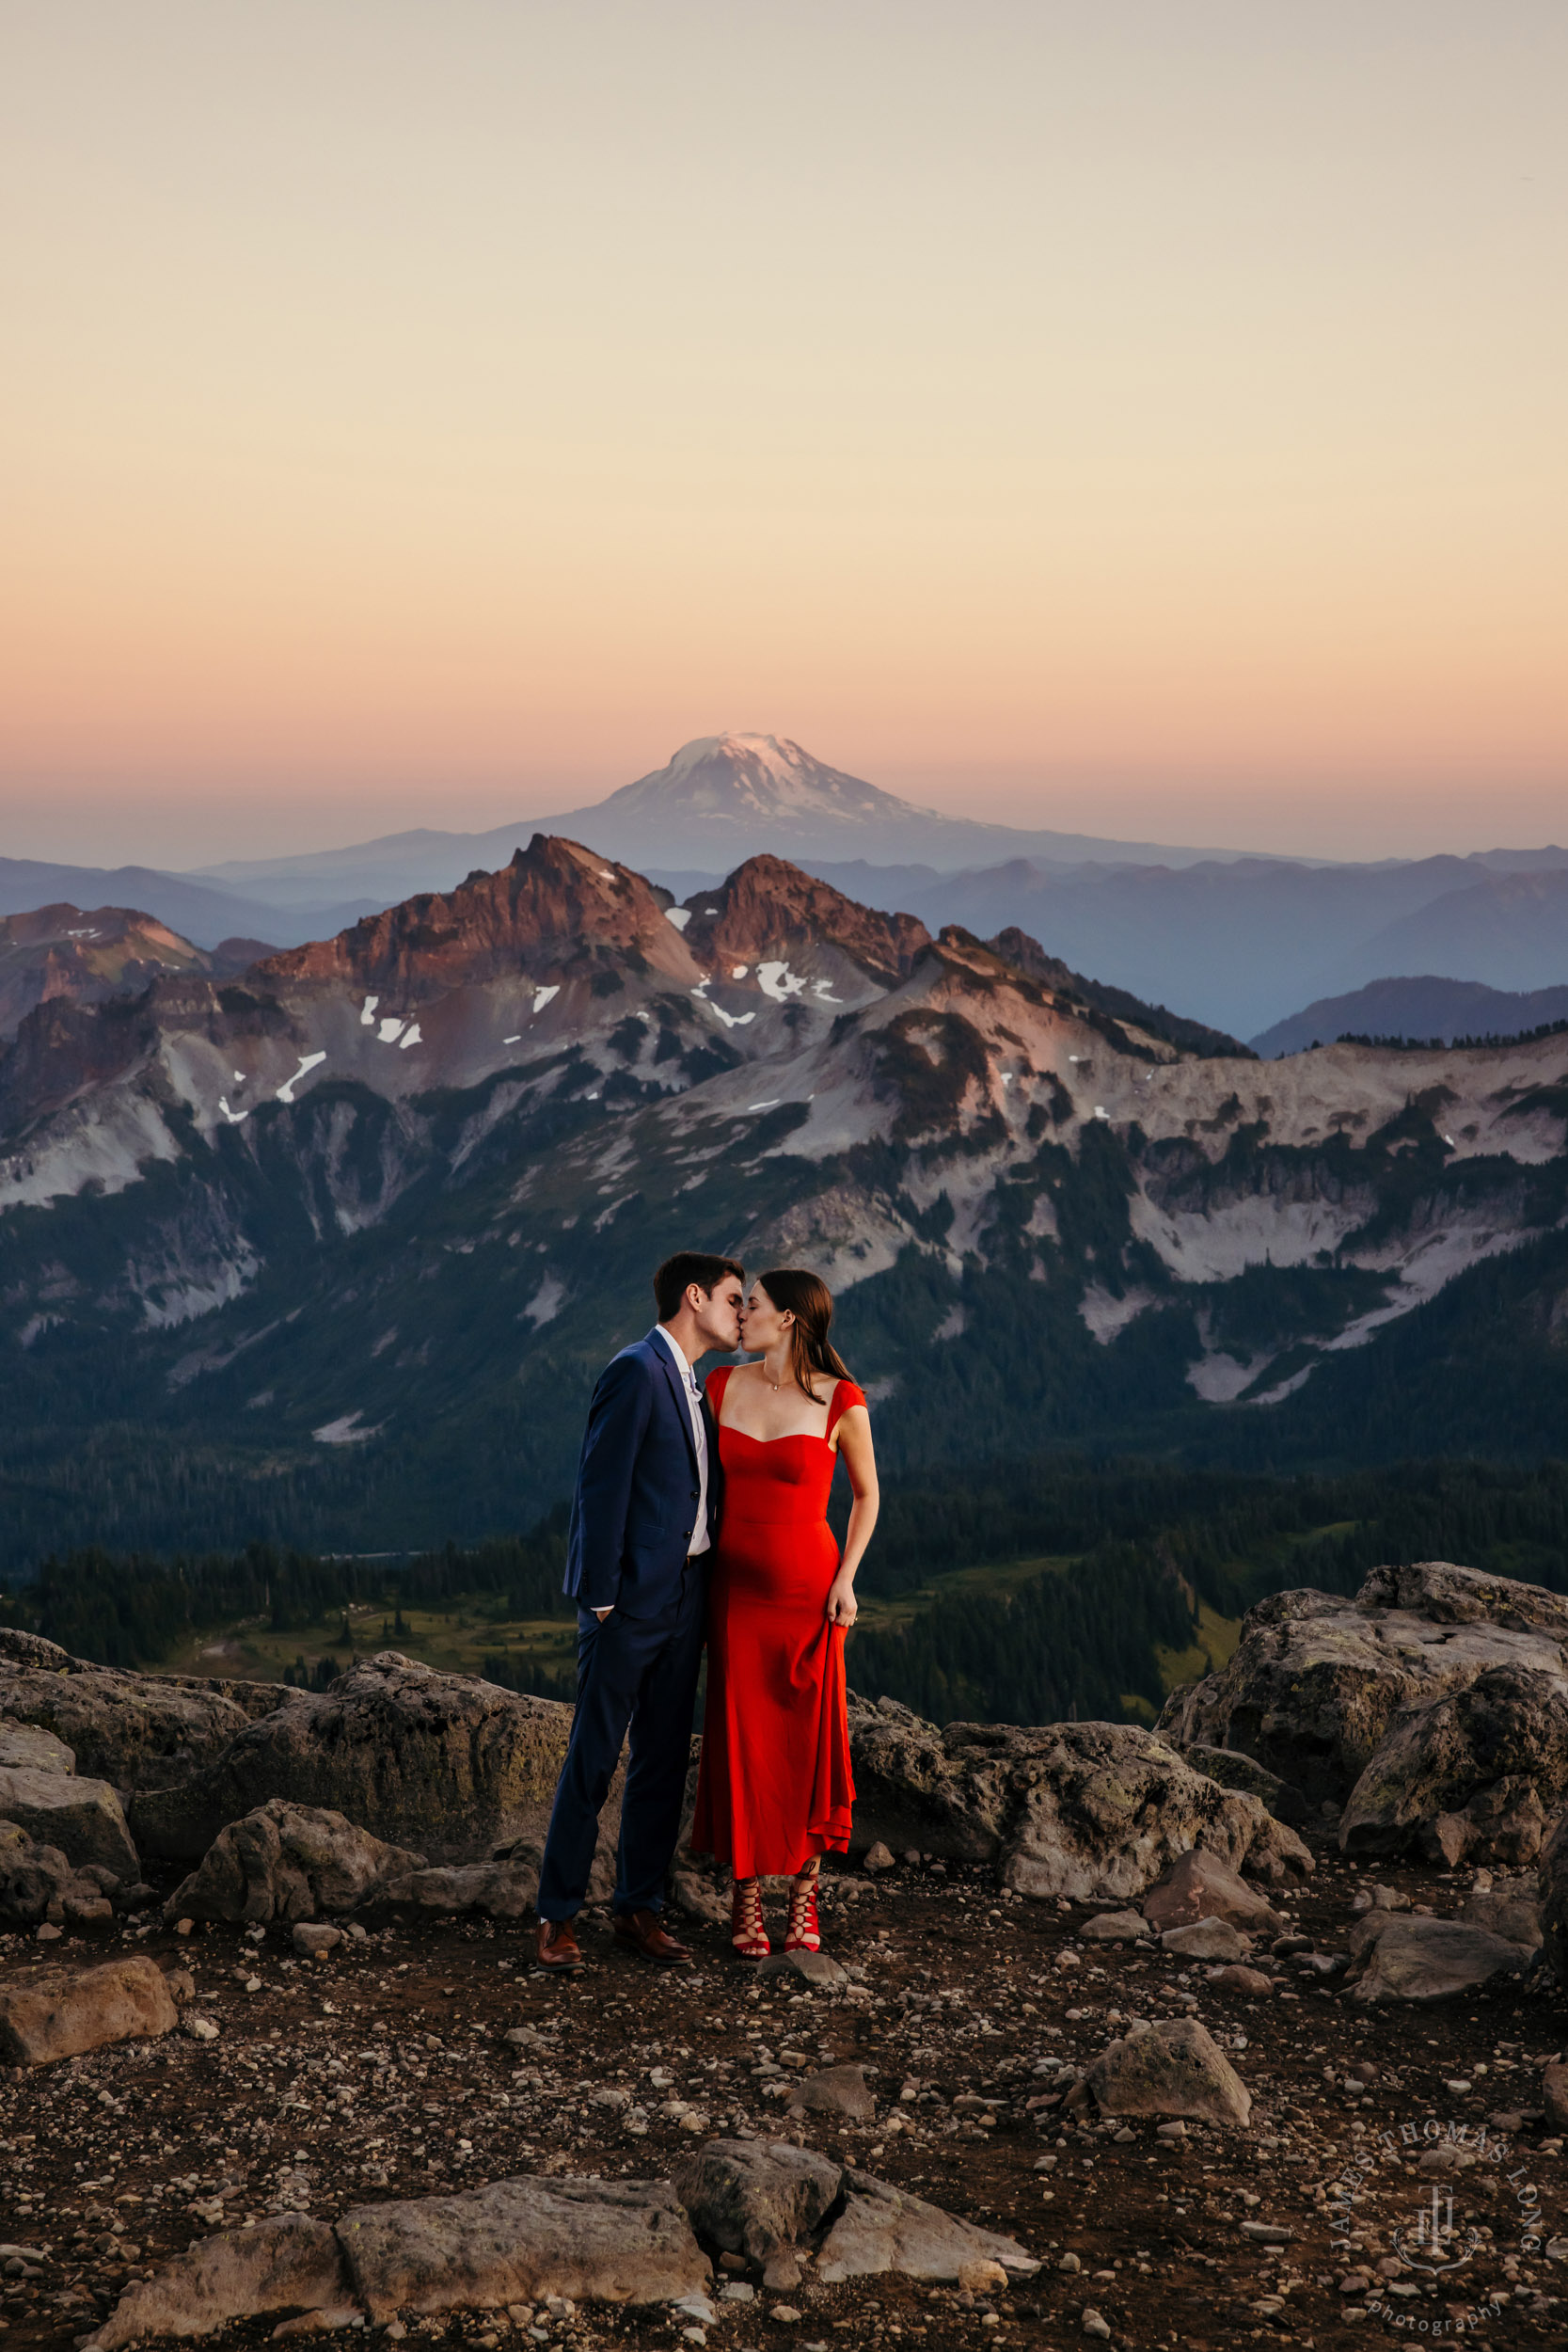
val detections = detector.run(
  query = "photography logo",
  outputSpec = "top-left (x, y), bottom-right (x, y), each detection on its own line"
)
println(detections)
top-left (1390, 2182), bottom-right (1481, 2277)
top-left (1324, 2114), bottom-right (1546, 2333)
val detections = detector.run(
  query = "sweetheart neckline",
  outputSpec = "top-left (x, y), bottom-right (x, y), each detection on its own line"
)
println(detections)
top-left (717, 1423), bottom-right (836, 1450)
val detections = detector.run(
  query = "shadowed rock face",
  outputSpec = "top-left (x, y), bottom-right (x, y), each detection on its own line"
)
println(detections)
top-left (128, 1652), bottom-right (618, 1870)
top-left (1537, 1811), bottom-right (1568, 1989)
top-left (0, 1629), bottom-right (283, 1794)
top-left (845, 1700), bottom-right (1310, 1896)
top-left (1340, 1663), bottom-right (1568, 1867)
top-left (1157, 1562), bottom-right (1568, 1804)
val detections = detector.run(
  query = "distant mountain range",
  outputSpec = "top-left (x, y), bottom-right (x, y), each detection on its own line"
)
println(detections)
top-left (8, 733), bottom-right (1566, 1038)
top-left (0, 834), bottom-right (1563, 1567)
top-left (1252, 976), bottom-right (1568, 1058)
top-left (0, 857), bottom-right (340, 955)
top-left (193, 734), bottom-right (1259, 911)
top-left (810, 855), bottom-right (1568, 1035)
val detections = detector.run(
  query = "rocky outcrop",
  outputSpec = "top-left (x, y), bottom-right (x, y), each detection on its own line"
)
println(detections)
top-left (164, 1800), bottom-right (427, 1923)
top-left (1157, 1562), bottom-right (1568, 1804)
top-left (1339, 1664), bottom-right (1568, 1867)
top-left (0, 1953), bottom-right (179, 2066)
top-left (129, 1653), bottom-right (621, 1870)
top-left (847, 1700), bottom-right (1310, 1897)
top-left (87, 2149), bottom-right (1039, 2345)
top-left (0, 1629), bottom-right (282, 1793)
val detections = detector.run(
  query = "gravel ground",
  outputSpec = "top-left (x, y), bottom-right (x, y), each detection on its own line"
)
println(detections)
top-left (2, 1835), bottom-right (1564, 2349)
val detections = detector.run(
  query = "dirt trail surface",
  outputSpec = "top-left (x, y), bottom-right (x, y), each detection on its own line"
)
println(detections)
top-left (2, 1836), bottom-right (1564, 2349)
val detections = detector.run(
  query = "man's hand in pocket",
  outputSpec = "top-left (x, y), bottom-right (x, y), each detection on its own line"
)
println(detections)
top-left (592, 1606), bottom-right (613, 1621)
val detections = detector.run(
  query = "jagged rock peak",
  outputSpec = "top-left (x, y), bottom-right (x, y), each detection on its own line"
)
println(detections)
top-left (679, 855), bottom-right (931, 986)
top-left (254, 835), bottom-right (695, 993)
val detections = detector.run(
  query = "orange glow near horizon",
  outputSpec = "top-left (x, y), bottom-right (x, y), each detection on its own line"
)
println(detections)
top-left (2, 2), bottom-right (1565, 866)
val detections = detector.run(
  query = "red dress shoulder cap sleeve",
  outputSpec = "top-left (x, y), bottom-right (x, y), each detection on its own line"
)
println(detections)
top-left (705, 1364), bottom-right (734, 1410)
top-left (826, 1378), bottom-right (866, 1438)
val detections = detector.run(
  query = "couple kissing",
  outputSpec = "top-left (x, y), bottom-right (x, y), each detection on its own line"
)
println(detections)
top-left (535, 1250), bottom-right (879, 1973)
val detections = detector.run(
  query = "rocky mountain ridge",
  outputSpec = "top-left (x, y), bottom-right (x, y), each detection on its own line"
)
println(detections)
top-left (0, 837), bottom-right (1564, 1558)
top-left (0, 907), bottom-right (262, 1042)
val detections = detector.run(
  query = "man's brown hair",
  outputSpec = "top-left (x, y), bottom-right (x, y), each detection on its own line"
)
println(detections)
top-left (654, 1251), bottom-right (745, 1322)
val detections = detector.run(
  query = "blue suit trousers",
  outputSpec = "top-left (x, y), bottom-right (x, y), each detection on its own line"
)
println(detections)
top-left (536, 1563), bottom-right (705, 1921)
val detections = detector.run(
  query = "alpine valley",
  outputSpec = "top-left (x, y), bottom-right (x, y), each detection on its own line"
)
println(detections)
top-left (2, 834), bottom-right (1566, 1570)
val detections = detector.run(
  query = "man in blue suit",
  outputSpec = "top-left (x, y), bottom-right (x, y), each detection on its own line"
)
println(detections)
top-left (535, 1249), bottom-right (745, 1972)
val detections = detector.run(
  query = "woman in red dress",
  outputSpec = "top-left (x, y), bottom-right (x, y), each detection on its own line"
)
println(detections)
top-left (690, 1267), bottom-right (879, 1959)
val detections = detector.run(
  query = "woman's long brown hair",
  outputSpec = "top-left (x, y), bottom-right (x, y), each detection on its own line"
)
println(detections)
top-left (759, 1266), bottom-right (852, 1404)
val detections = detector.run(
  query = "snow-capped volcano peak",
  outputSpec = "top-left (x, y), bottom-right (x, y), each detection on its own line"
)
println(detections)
top-left (606, 733), bottom-right (923, 834)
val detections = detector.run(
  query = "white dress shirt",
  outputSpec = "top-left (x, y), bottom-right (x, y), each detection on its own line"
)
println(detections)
top-left (654, 1324), bottom-right (711, 1556)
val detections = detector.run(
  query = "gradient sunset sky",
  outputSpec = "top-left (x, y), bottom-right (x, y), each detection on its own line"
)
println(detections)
top-left (3, 2), bottom-right (1564, 867)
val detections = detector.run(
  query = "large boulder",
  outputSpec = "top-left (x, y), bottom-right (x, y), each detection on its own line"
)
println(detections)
top-left (1158, 1562), bottom-right (1568, 1804)
top-left (0, 1953), bottom-right (179, 2065)
top-left (130, 1653), bottom-right (621, 1869)
top-left (164, 1800), bottom-right (428, 1923)
top-left (0, 1763), bottom-right (138, 1879)
top-left (0, 1628), bottom-right (283, 1794)
top-left (1344, 1912), bottom-right (1534, 2005)
top-left (847, 1699), bottom-right (1310, 1897)
top-left (1339, 1664), bottom-right (1568, 1867)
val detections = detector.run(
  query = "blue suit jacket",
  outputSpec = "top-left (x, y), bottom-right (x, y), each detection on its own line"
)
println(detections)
top-left (563, 1329), bottom-right (725, 1618)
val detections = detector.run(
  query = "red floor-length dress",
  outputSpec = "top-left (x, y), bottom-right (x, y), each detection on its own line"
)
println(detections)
top-left (689, 1367), bottom-right (860, 1878)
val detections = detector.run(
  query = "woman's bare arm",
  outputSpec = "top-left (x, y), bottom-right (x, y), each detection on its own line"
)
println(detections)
top-left (826, 1406), bottom-right (878, 1627)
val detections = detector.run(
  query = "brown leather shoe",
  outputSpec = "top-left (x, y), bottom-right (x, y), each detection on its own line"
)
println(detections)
top-left (612, 1908), bottom-right (695, 1968)
top-left (535, 1917), bottom-right (585, 1973)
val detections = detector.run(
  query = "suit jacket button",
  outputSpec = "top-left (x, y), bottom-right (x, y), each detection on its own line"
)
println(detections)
top-left (690, 1488), bottom-right (699, 1500)
top-left (681, 1528), bottom-right (691, 1539)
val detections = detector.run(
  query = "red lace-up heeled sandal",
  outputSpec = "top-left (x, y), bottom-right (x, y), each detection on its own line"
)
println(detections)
top-left (784, 1867), bottom-right (821, 1954)
top-left (731, 1878), bottom-right (770, 1961)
